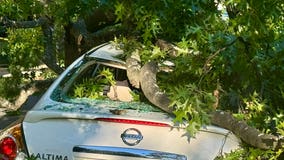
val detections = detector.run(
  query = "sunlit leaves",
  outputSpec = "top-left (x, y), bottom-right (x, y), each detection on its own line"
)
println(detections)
top-left (0, 0), bottom-right (18, 17)
top-left (72, 68), bottom-right (115, 99)
top-left (0, 0), bottom-right (283, 158)
top-left (216, 148), bottom-right (283, 160)
top-left (6, 28), bottom-right (44, 69)
top-left (273, 112), bottom-right (284, 136)
top-left (114, 2), bottom-right (125, 22)
top-left (97, 68), bottom-right (116, 86)
top-left (170, 84), bottom-right (215, 135)
top-left (0, 0), bottom-right (43, 19)
top-left (73, 78), bottom-right (104, 99)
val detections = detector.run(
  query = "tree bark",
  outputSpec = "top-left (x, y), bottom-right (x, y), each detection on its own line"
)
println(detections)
top-left (41, 21), bottom-right (64, 74)
top-left (211, 111), bottom-right (283, 150)
top-left (155, 39), bottom-right (178, 57)
top-left (2, 16), bottom-right (47, 28)
top-left (126, 50), bottom-right (141, 88)
top-left (139, 61), bottom-right (173, 114)
top-left (64, 18), bottom-right (124, 66)
top-left (64, 21), bottom-right (86, 67)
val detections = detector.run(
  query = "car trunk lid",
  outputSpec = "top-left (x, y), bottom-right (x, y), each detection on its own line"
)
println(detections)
top-left (23, 106), bottom-right (240, 160)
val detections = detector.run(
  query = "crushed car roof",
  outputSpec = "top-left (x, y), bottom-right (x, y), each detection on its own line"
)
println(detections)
top-left (85, 43), bottom-right (125, 64)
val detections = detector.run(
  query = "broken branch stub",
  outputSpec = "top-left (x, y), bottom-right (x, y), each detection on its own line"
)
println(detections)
top-left (155, 39), bottom-right (178, 57)
top-left (139, 61), bottom-right (172, 114)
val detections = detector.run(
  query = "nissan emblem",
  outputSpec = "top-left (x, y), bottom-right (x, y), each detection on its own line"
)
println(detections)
top-left (121, 128), bottom-right (143, 146)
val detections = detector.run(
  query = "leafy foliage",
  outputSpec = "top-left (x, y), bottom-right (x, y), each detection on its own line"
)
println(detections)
top-left (6, 28), bottom-right (44, 69)
top-left (0, 77), bottom-right (21, 100)
top-left (169, 84), bottom-right (215, 135)
top-left (0, 0), bottom-right (106, 99)
top-left (71, 68), bottom-right (115, 99)
top-left (215, 148), bottom-right (283, 160)
top-left (73, 78), bottom-right (104, 99)
top-left (114, 0), bottom-right (284, 158)
top-left (0, 0), bottom-right (284, 158)
top-left (0, 27), bottom-right (43, 99)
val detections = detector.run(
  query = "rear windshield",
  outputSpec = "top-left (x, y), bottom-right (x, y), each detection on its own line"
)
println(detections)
top-left (51, 58), bottom-right (162, 113)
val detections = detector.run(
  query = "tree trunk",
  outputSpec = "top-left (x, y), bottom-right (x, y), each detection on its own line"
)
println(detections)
top-left (64, 16), bottom-right (124, 67)
top-left (64, 23), bottom-right (83, 67)
top-left (41, 21), bottom-right (64, 74)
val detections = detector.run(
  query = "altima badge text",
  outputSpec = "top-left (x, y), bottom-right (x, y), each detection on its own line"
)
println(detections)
top-left (121, 128), bottom-right (143, 146)
top-left (35, 153), bottom-right (68, 160)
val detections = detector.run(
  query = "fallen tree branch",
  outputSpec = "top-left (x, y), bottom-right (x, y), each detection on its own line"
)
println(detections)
top-left (141, 61), bottom-right (283, 150)
top-left (2, 16), bottom-right (48, 28)
top-left (126, 50), bottom-right (141, 88)
top-left (211, 110), bottom-right (284, 150)
top-left (139, 61), bottom-right (173, 114)
top-left (125, 39), bottom-right (284, 150)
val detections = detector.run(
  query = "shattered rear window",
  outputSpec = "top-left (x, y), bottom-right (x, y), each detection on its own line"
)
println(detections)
top-left (51, 58), bottom-right (162, 113)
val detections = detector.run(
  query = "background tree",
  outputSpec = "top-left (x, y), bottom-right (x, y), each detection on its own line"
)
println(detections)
top-left (1, 0), bottom-right (284, 159)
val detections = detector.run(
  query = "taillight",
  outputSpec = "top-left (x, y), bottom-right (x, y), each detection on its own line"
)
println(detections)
top-left (0, 136), bottom-right (17, 160)
top-left (0, 123), bottom-right (26, 160)
top-left (95, 118), bottom-right (170, 127)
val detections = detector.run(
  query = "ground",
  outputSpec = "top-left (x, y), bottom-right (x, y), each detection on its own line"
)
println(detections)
top-left (0, 66), bottom-right (49, 130)
top-left (0, 91), bottom-right (42, 130)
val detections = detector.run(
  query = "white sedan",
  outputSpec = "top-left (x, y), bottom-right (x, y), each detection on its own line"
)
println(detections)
top-left (0, 43), bottom-right (240, 160)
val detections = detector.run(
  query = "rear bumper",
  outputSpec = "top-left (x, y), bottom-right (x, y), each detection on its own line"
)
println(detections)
top-left (73, 145), bottom-right (187, 160)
